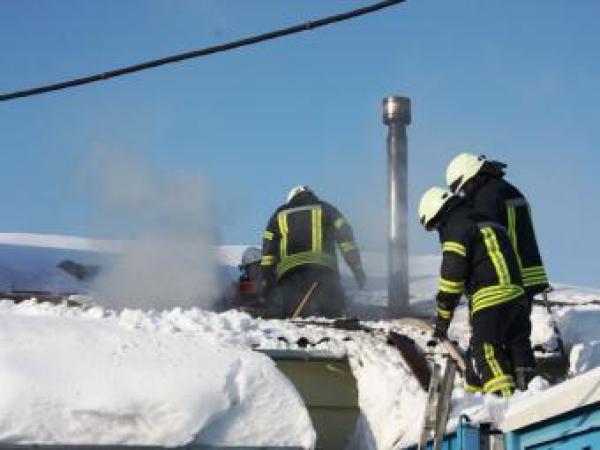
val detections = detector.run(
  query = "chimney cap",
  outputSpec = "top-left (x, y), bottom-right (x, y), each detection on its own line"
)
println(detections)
top-left (382, 96), bottom-right (411, 125)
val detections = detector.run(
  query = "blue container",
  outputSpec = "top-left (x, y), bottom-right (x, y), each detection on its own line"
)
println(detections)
top-left (403, 415), bottom-right (486, 450)
top-left (404, 402), bottom-right (600, 450)
top-left (504, 401), bottom-right (600, 450)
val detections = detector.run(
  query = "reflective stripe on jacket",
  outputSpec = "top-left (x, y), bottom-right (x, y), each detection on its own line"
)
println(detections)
top-left (261, 193), bottom-right (362, 284)
top-left (469, 177), bottom-right (548, 296)
top-left (435, 203), bottom-right (525, 320)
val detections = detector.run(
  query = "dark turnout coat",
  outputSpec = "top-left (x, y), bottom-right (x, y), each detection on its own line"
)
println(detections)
top-left (435, 201), bottom-right (525, 320)
top-left (463, 165), bottom-right (549, 297)
top-left (260, 191), bottom-right (362, 289)
top-left (260, 191), bottom-right (363, 318)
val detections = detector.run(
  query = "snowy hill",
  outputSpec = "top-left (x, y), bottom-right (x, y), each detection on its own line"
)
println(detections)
top-left (0, 233), bottom-right (599, 449)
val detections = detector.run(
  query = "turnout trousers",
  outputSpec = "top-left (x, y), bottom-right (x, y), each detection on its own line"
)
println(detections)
top-left (465, 296), bottom-right (535, 397)
top-left (269, 265), bottom-right (346, 319)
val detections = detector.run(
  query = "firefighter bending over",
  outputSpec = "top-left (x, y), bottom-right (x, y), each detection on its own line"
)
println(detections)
top-left (446, 152), bottom-right (547, 387)
top-left (261, 186), bottom-right (366, 318)
top-left (418, 187), bottom-right (534, 397)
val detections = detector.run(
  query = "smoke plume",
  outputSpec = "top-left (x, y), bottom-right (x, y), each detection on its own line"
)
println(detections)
top-left (84, 150), bottom-right (219, 310)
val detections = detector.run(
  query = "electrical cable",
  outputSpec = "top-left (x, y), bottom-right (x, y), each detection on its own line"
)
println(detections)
top-left (0, 0), bottom-right (405, 102)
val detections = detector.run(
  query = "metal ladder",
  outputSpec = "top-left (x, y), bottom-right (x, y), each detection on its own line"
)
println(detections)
top-left (418, 356), bottom-right (457, 450)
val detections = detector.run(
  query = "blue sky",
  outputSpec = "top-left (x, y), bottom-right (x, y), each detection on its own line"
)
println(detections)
top-left (1, 1), bottom-right (599, 287)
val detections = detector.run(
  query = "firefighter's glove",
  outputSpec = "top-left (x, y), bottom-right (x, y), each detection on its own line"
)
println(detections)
top-left (432, 316), bottom-right (450, 340)
top-left (353, 266), bottom-right (367, 289)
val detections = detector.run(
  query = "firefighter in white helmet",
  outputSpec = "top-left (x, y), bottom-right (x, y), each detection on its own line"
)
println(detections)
top-left (419, 186), bottom-right (534, 396)
top-left (446, 152), bottom-right (546, 387)
top-left (446, 153), bottom-right (548, 297)
top-left (260, 186), bottom-right (366, 318)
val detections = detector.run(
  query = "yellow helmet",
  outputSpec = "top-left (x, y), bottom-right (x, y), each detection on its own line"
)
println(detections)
top-left (446, 153), bottom-right (487, 193)
top-left (418, 186), bottom-right (456, 230)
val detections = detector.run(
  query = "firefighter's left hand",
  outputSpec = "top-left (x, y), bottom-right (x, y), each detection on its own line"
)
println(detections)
top-left (432, 316), bottom-right (450, 340)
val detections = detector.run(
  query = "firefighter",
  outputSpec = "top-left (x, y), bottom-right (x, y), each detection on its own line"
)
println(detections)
top-left (236, 247), bottom-right (264, 309)
top-left (446, 153), bottom-right (546, 386)
top-left (260, 186), bottom-right (366, 318)
top-left (418, 186), bottom-right (535, 397)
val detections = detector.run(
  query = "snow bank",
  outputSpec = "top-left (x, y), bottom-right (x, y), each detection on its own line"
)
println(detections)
top-left (0, 301), bottom-right (315, 448)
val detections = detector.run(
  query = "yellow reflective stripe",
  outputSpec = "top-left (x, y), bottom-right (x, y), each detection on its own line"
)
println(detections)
top-left (276, 251), bottom-right (337, 278)
top-left (471, 284), bottom-right (524, 313)
top-left (439, 278), bottom-right (465, 294)
top-left (483, 375), bottom-right (514, 398)
top-left (483, 343), bottom-right (514, 397)
top-left (311, 207), bottom-right (322, 253)
top-left (263, 230), bottom-right (274, 241)
top-left (465, 383), bottom-right (483, 393)
top-left (442, 241), bottom-right (466, 257)
top-left (473, 291), bottom-right (522, 310)
top-left (522, 266), bottom-right (547, 277)
top-left (483, 343), bottom-right (503, 378)
top-left (482, 227), bottom-right (510, 284)
top-left (481, 227), bottom-right (511, 285)
top-left (523, 269), bottom-right (546, 277)
top-left (523, 273), bottom-right (547, 279)
top-left (522, 265), bottom-right (545, 273)
top-left (522, 265), bottom-right (547, 286)
top-left (523, 272), bottom-right (546, 278)
top-left (523, 278), bottom-right (548, 287)
top-left (523, 275), bottom-right (547, 282)
top-left (283, 213), bottom-right (288, 256)
top-left (473, 284), bottom-right (524, 300)
top-left (311, 209), bottom-right (317, 252)
top-left (334, 217), bottom-right (346, 229)
top-left (484, 375), bottom-right (513, 389)
top-left (317, 208), bottom-right (322, 252)
top-left (340, 241), bottom-right (357, 253)
top-left (278, 212), bottom-right (288, 259)
top-left (437, 307), bottom-right (453, 319)
top-left (261, 255), bottom-right (276, 266)
top-left (506, 205), bottom-right (523, 269)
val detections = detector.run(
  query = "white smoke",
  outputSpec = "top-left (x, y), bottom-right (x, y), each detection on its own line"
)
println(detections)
top-left (84, 150), bottom-right (219, 310)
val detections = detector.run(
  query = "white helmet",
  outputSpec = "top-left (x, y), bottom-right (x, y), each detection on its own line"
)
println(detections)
top-left (418, 187), bottom-right (456, 230)
top-left (446, 153), bottom-right (487, 193)
top-left (241, 246), bottom-right (262, 266)
top-left (286, 185), bottom-right (310, 203)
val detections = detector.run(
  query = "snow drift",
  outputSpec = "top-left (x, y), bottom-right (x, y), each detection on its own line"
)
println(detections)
top-left (0, 302), bottom-right (315, 448)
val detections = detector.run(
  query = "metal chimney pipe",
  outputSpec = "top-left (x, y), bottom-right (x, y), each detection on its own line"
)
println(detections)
top-left (382, 96), bottom-right (411, 317)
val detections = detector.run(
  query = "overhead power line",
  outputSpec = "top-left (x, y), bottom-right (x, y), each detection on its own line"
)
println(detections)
top-left (0, 0), bottom-right (405, 102)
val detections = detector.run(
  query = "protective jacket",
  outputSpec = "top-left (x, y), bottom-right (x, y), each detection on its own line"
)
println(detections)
top-left (435, 201), bottom-right (532, 397)
top-left (435, 201), bottom-right (525, 321)
top-left (261, 191), bottom-right (363, 290)
top-left (463, 163), bottom-right (549, 296)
